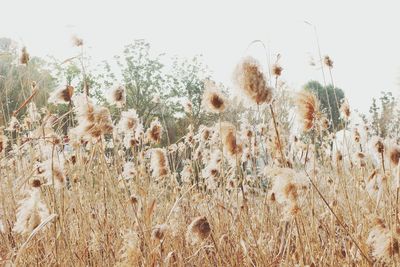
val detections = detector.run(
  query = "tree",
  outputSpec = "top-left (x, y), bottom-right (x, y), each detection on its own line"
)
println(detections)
top-left (0, 38), bottom-right (55, 126)
top-left (304, 80), bottom-right (345, 131)
top-left (169, 56), bottom-right (216, 132)
top-left (369, 91), bottom-right (399, 139)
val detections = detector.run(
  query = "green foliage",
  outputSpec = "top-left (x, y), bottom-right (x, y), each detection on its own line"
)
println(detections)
top-left (304, 80), bottom-right (345, 131)
top-left (369, 91), bottom-right (400, 139)
top-left (0, 38), bottom-right (55, 125)
top-left (101, 40), bottom-right (214, 142)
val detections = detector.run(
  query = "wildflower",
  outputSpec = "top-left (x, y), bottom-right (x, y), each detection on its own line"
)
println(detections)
top-left (150, 148), bottom-right (170, 178)
top-left (295, 90), bottom-right (320, 132)
top-left (186, 216), bottom-right (211, 245)
top-left (234, 56), bottom-right (273, 105)
top-left (202, 80), bottom-right (227, 113)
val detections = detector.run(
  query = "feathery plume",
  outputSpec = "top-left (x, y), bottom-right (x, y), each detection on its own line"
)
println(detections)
top-left (117, 109), bottom-right (140, 134)
top-left (186, 216), bottom-right (211, 245)
top-left (150, 148), bottom-right (170, 178)
top-left (107, 85), bottom-right (126, 108)
top-left (49, 85), bottom-right (74, 104)
top-left (340, 99), bottom-right (351, 121)
top-left (295, 90), bottom-right (320, 132)
top-left (220, 122), bottom-right (242, 159)
top-left (13, 189), bottom-right (50, 235)
top-left (324, 55), bottom-right (333, 68)
top-left (202, 80), bottom-right (227, 113)
top-left (146, 118), bottom-right (163, 144)
top-left (72, 35), bottom-right (84, 47)
top-left (20, 46), bottom-right (29, 65)
top-left (234, 56), bottom-right (273, 105)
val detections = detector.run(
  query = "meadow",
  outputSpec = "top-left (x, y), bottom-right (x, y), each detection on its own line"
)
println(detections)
top-left (0, 41), bottom-right (399, 267)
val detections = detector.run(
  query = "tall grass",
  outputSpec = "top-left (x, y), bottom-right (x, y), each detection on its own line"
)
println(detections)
top-left (0, 44), bottom-right (399, 267)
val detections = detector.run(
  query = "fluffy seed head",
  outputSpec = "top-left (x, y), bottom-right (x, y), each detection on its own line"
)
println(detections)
top-left (202, 80), bottom-right (227, 113)
top-left (389, 146), bottom-right (400, 166)
top-left (146, 118), bottom-right (163, 144)
top-left (324, 55), bottom-right (333, 68)
top-left (220, 122), bottom-right (242, 158)
top-left (20, 46), bottom-right (29, 65)
top-left (108, 85), bottom-right (126, 108)
top-left (186, 216), bottom-right (211, 245)
top-left (150, 148), bottom-right (170, 178)
top-left (340, 99), bottom-right (351, 120)
top-left (234, 56), bottom-right (273, 105)
top-left (295, 90), bottom-right (320, 132)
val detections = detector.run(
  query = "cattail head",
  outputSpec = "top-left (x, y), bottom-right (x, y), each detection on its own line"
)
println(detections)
top-left (72, 35), bottom-right (84, 47)
top-left (272, 64), bottom-right (283, 77)
top-left (118, 109), bottom-right (140, 134)
top-left (186, 216), bottom-right (211, 245)
top-left (389, 146), bottom-right (400, 167)
top-left (234, 56), bottom-right (273, 105)
top-left (84, 107), bottom-right (113, 139)
top-left (324, 55), bottom-right (333, 68)
top-left (220, 122), bottom-right (242, 159)
top-left (20, 46), bottom-right (29, 65)
top-left (340, 99), bottom-right (351, 120)
top-left (49, 85), bottom-right (74, 104)
top-left (108, 85), bottom-right (126, 108)
top-left (150, 148), bottom-right (170, 178)
top-left (320, 116), bottom-right (330, 130)
top-left (31, 179), bottom-right (42, 188)
top-left (374, 139), bottom-right (385, 154)
top-left (295, 90), bottom-right (320, 132)
top-left (151, 224), bottom-right (169, 241)
top-left (353, 128), bottom-right (361, 143)
top-left (336, 151), bottom-right (343, 162)
top-left (146, 118), bottom-right (163, 144)
top-left (13, 189), bottom-right (50, 235)
top-left (202, 80), bottom-right (227, 113)
top-left (129, 194), bottom-right (139, 206)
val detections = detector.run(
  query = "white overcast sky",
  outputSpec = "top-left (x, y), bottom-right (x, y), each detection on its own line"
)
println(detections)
top-left (1, 0), bottom-right (400, 113)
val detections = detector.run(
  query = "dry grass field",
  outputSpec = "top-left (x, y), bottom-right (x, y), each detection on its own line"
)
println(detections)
top-left (0, 46), bottom-right (399, 267)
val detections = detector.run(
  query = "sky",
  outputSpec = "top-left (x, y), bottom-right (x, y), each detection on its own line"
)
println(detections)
top-left (1, 0), bottom-right (399, 113)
